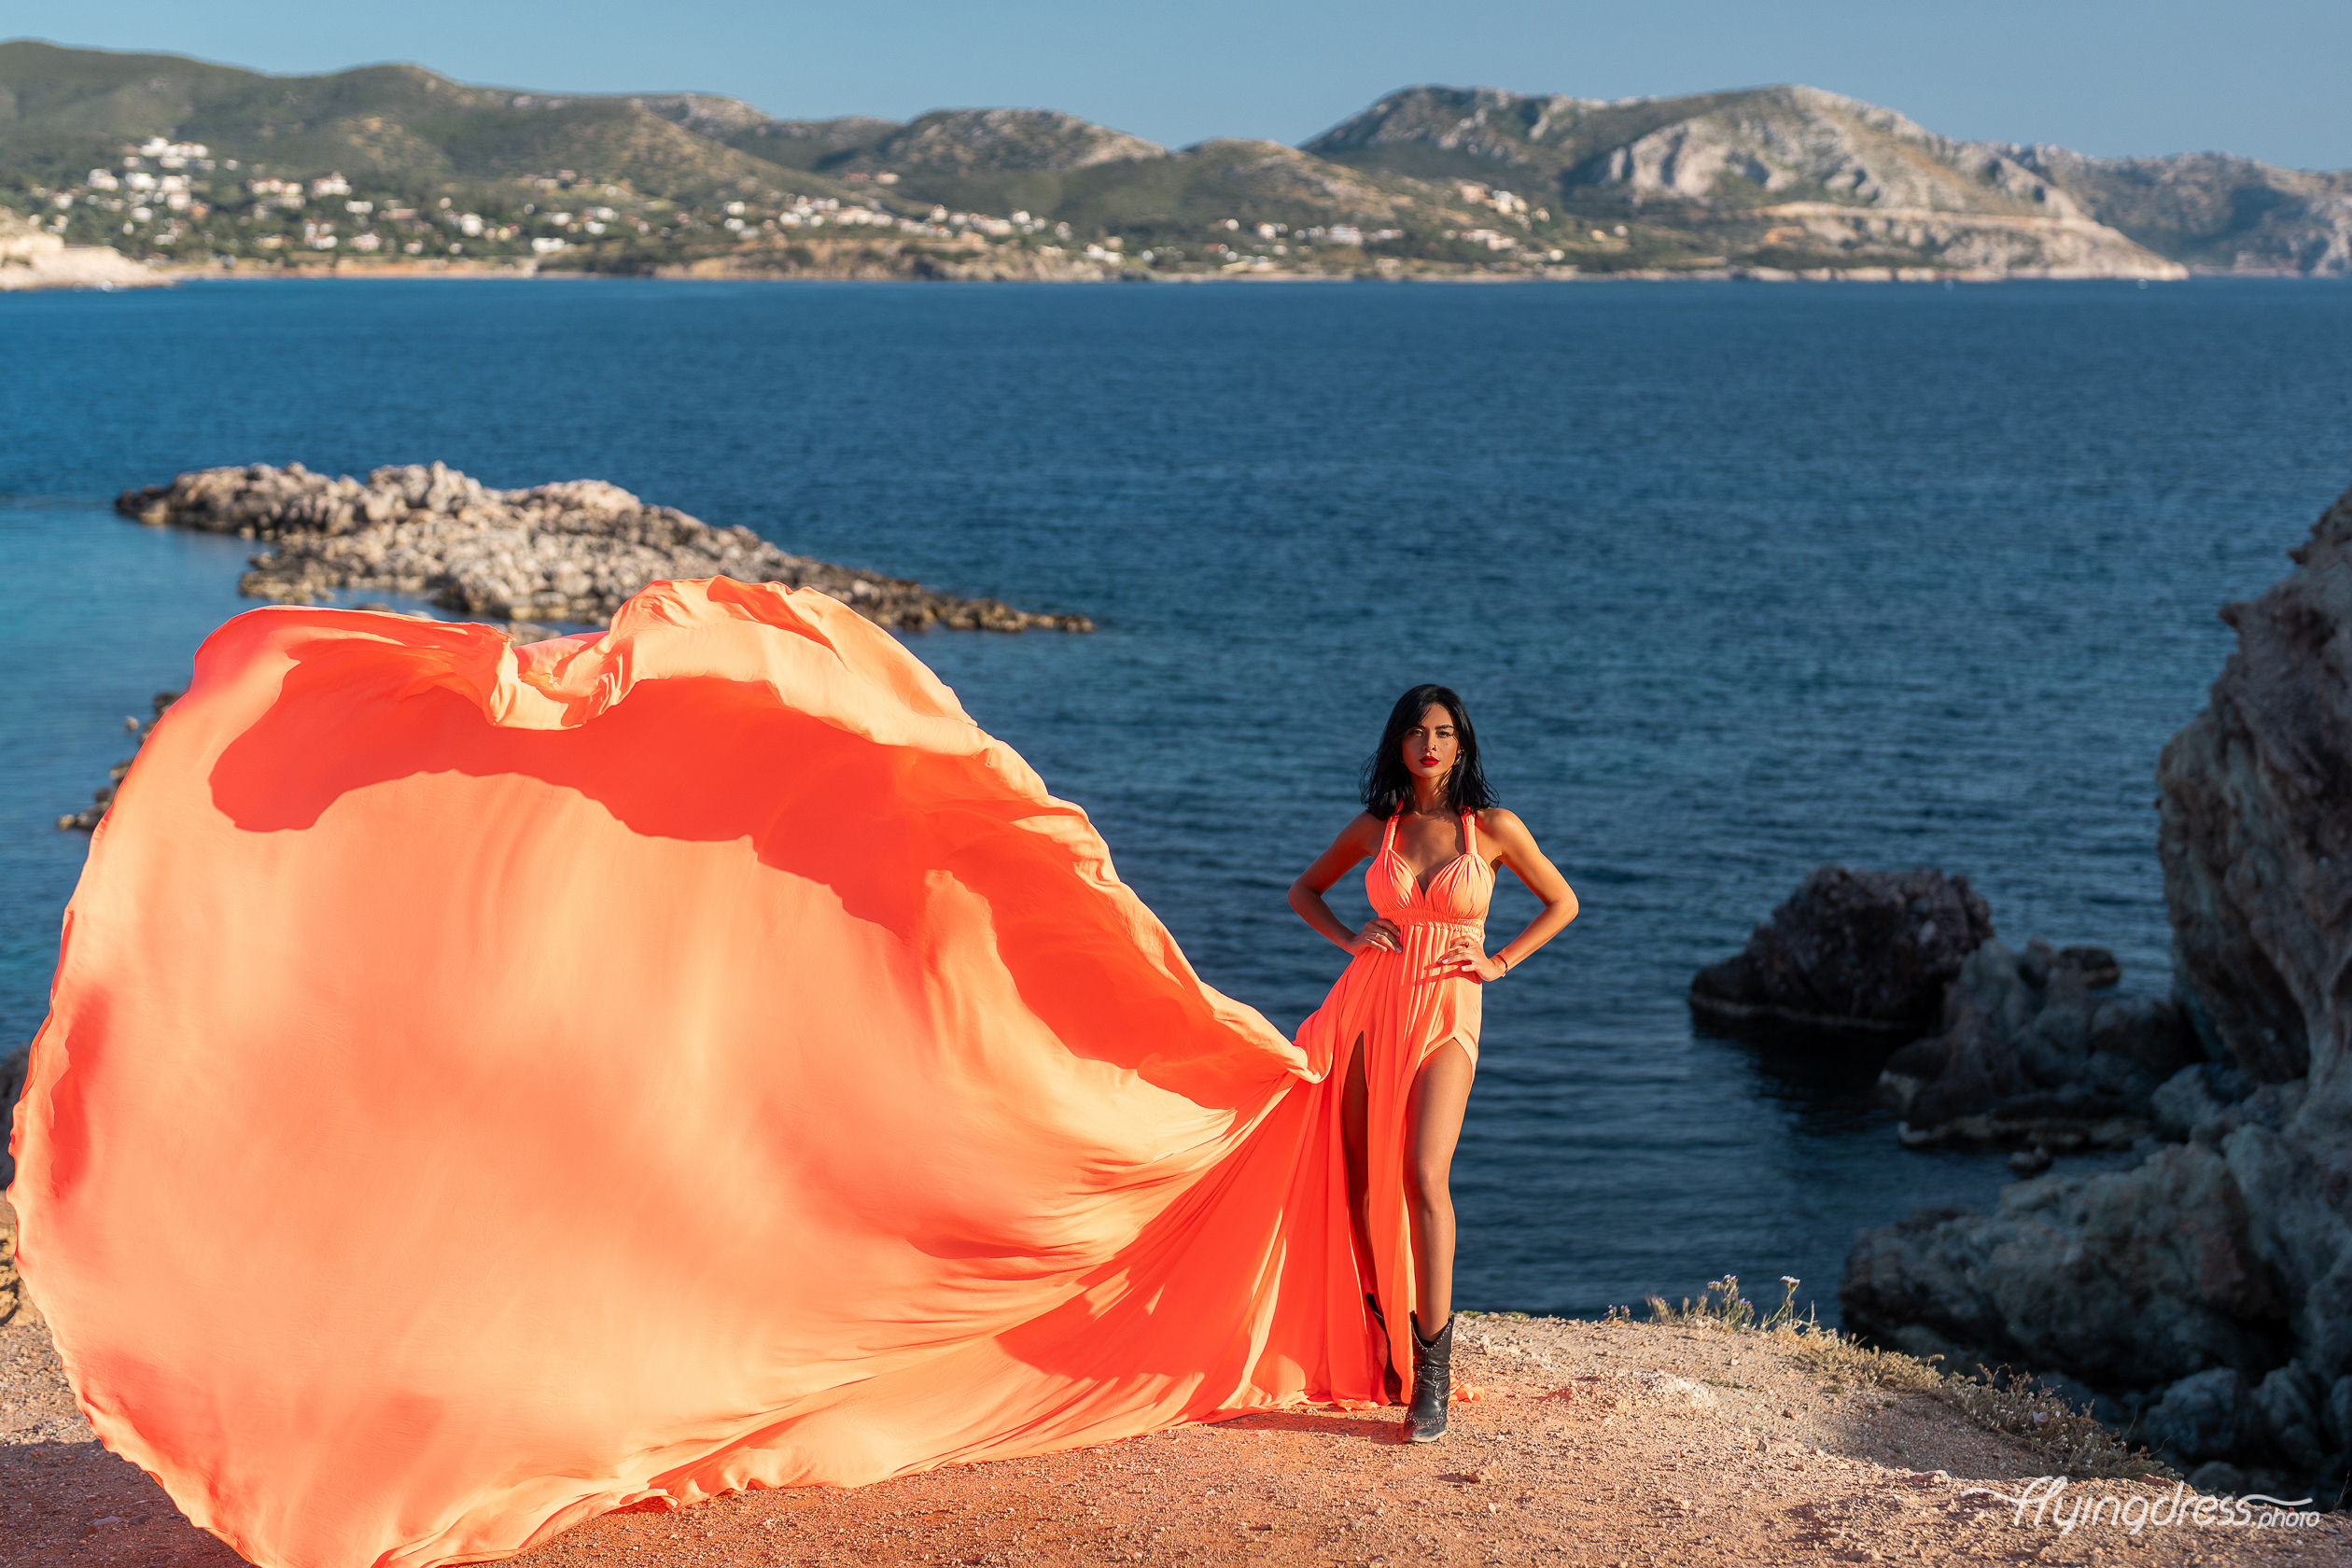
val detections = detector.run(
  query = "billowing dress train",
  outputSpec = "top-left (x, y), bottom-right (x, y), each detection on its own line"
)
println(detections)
top-left (7, 581), bottom-right (1481, 1568)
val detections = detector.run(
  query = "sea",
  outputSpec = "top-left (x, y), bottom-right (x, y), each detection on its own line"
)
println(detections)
top-left (5, 275), bottom-right (2349, 1328)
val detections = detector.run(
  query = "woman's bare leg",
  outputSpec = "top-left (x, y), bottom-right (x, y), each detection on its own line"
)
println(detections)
top-left (1403, 1040), bottom-right (1475, 1333)
top-left (1341, 1033), bottom-right (1374, 1290)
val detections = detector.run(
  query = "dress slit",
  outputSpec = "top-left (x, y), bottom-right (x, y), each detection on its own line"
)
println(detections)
top-left (1295, 806), bottom-right (1492, 1398)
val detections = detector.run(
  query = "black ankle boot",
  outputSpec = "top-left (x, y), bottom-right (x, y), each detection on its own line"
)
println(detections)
top-left (1365, 1294), bottom-right (1404, 1403)
top-left (1404, 1311), bottom-right (1452, 1443)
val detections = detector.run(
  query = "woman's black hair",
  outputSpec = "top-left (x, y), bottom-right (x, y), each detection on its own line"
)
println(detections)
top-left (1361, 684), bottom-right (1498, 819)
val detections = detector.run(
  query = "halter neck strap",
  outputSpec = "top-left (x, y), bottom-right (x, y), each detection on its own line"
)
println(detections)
top-left (1461, 809), bottom-right (1478, 859)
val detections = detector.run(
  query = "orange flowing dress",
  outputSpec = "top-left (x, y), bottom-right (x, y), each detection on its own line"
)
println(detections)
top-left (7, 580), bottom-right (1468, 1568)
top-left (1293, 807), bottom-right (1492, 1379)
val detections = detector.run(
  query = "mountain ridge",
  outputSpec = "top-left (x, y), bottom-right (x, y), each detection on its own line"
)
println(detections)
top-left (3, 41), bottom-right (2342, 278)
top-left (1308, 82), bottom-right (2350, 275)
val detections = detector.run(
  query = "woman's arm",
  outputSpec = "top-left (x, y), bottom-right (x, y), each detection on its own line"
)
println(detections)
top-left (1287, 813), bottom-right (1400, 955)
top-left (1440, 808), bottom-right (1578, 982)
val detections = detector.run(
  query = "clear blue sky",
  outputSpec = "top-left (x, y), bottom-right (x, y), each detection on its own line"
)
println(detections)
top-left (15, 0), bottom-right (2350, 170)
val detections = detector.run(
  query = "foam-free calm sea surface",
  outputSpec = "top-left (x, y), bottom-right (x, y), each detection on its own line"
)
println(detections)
top-left (6, 277), bottom-right (2350, 1324)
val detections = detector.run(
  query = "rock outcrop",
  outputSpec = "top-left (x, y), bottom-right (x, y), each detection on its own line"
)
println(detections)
top-left (1687, 866), bottom-right (1995, 1036)
top-left (115, 463), bottom-right (1093, 632)
top-left (56, 691), bottom-right (178, 833)
top-left (1844, 478), bottom-right (2352, 1503)
top-left (1877, 938), bottom-right (2200, 1151)
top-left (0, 207), bottom-right (164, 291)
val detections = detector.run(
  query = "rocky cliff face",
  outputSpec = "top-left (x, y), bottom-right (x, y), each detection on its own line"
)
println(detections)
top-left (1571, 87), bottom-right (2089, 215)
top-left (2155, 489), bottom-right (2352, 1085)
top-left (1844, 479), bottom-right (2352, 1502)
top-left (1308, 85), bottom-right (2088, 212)
top-left (1308, 82), bottom-right (2338, 276)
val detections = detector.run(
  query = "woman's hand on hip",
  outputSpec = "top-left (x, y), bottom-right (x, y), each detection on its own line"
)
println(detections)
top-left (1350, 917), bottom-right (1403, 956)
top-left (1439, 934), bottom-right (1506, 982)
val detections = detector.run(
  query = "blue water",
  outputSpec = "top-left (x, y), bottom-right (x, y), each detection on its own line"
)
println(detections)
top-left (6, 277), bottom-right (2349, 1325)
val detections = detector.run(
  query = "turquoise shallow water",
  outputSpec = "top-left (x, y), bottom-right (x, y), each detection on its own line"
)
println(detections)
top-left (5, 276), bottom-right (2350, 1324)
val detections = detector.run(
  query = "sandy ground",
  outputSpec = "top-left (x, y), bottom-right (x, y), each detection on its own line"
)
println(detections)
top-left (6, 1305), bottom-right (2345, 1568)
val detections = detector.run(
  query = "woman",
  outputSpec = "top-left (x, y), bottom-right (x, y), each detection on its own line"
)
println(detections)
top-left (14, 587), bottom-right (1575, 1566)
top-left (1288, 685), bottom-right (1580, 1441)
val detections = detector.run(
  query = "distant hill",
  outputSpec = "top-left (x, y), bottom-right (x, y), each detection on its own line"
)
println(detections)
top-left (4, 41), bottom-right (2343, 278)
top-left (0, 40), bottom-right (838, 202)
top-left (1306, 83), bottom-right (2352, 275)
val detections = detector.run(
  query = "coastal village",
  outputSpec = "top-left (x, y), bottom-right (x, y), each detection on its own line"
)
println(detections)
top-left (28, 137), bottom-right (1522, 279)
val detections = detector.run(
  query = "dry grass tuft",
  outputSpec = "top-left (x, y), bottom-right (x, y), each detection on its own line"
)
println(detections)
top-left (1929, 1365), bottom-right (2171, 1480)
top-left (1605, 1275), bottom-right (2169, 1481)
top-left (1784, 1329), bottom-right (1943, 1395)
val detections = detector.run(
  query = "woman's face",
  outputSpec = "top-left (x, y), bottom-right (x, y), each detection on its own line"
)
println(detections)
top-left (1402, 703), bottom-right (1461, 791)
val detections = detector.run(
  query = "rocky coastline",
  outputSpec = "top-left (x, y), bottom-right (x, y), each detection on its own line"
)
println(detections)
top-left (116, 462), bottom-right (1094, 632)
top-left (1828, 477), bottom-right (2352, 1505)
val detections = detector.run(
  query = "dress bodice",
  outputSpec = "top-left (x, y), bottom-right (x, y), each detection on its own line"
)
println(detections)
top-left (1367, 809), bottom-right (1493, 925)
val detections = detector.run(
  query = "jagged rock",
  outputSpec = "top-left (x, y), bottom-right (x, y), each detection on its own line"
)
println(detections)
top-left (1876, 938), bottom-right (2199, 1147)
top-left (1687, 866), bottom-right (1994, 1036)
top-left (1845, 477), bottom-right (2352, 1500)
top-left (114, 463), bottom-right (1094, 633)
